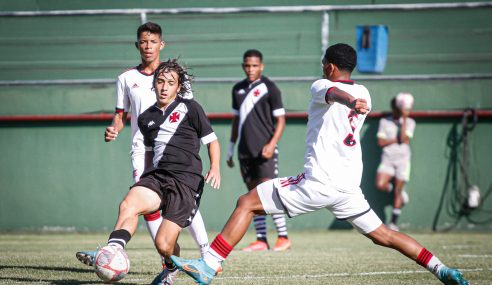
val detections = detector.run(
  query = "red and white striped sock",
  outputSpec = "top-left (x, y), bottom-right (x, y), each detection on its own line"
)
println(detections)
top-left (416, 248), bottom-right (444, 277)
top-left (144, 211), bottom-right (165, 264)
top-left (204, 234), bottom-right (233, 271)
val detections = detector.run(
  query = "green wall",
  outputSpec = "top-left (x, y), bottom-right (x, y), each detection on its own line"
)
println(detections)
top-left (1, 1), bottom-right (491, 231)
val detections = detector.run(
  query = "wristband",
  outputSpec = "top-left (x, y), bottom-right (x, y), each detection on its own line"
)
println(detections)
top-left (227, 141), bottom-right (235, 160)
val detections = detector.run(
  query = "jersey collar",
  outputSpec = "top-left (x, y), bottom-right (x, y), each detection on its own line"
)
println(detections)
top-left (333, 79), bottom-right (354, 85)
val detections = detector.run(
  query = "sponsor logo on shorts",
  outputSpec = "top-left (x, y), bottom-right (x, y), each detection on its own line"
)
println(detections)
top-left (280, 173), bottom-right (305, 187)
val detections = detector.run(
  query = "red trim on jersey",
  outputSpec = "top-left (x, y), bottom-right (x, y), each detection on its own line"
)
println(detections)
top-left (325, 87), bottom-right (335, 104)
top-left (210, 234), bottom-right (233, 259)
top-left (333, 79), bottom-right (354, 84)
top-left (416, 248), bottom-right (433, 267)
top-left (137, 63), bottom-right (161, 76)
top-left (115, 108), bottom-right (125, 113)
top-left (144, 211), bottom-right (162, 221)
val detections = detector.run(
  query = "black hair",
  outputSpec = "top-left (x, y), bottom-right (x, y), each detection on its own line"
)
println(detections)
top-left (390, 97), bottom-right (398, 110)
top-left (243, 49), bottom-right (263, 62)
top-left (322, 43), bottom-right (357, 73)
top-left (137, 22), bottom-right (162, 39)
top-left (153, 59), bottom-right (192, 96)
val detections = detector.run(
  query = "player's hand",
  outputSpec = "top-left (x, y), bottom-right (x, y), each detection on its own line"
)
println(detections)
top-left (262, 143), bottom-right (275, 160)
top-left (205, 165), bottom-right (221, 189)
top-left (401, 108), bottom-right (411, 118)
top-left (104, 126), bottom-right (119, 142)
top-left (226, 157), bottom-right (234, 168)
top-left (349, 98), bottom-right (370, 115)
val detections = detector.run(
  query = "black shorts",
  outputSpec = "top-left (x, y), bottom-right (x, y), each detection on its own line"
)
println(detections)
top-left (239, 150), bottom-right (278, 184)
top-left (133, 170), bottom-right (202, 228)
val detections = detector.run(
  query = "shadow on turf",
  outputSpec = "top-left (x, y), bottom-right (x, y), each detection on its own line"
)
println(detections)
top-left (0, 265), bottom-right (144, 285)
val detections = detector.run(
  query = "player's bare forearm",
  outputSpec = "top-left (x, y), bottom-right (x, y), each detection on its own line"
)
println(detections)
top-left (112, 112), bottom-right (127, 132)
top-left (205, 140), bottom-right (221, 189)
top-left (327, 87), bottom-right (369, 114)
top-left (229, 116), bottom-right (239, 143)
top-left (105, 112), bottom-right (127, 142)
top-left (378, 138), bottom-right (398, 147)
top-left (399, 118), bottom-right (410, 144)
top-left (269, 115), bottom-right (285, 146)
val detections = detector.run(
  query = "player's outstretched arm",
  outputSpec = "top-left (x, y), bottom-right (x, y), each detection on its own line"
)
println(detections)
top-left (262, 115), bottom-right (285, 159)
top-left (326, 87), bottom-right (369, 114)
top-left (105, 112), bottom-right (127, 142)
top-left (205, 140), bottom-right (221, 189)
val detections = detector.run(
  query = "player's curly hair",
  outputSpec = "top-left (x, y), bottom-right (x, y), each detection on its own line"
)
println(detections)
top-left (322, 43), bottom-right (357, 73)
top-left (153, 59), bottom-right (192, 97)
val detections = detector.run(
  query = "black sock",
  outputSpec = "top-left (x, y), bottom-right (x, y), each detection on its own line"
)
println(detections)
top-left (165, 260), bottom-right (177, 271)
top-left (107, 229), bottom-right (131, 249)
top-left (257, 237), bottom-right (268, 243)
top-left (391, 208), bottom-right (401, 224)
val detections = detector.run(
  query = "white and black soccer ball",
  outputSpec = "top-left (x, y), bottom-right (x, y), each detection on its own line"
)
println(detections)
top-left (94, 245), bottom-right (130, 283)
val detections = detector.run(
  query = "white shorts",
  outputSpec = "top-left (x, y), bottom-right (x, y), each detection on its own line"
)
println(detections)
top-left (377, 155), bottom-right (411, 181)
top-left (257, 173), bottom-right (382, 234)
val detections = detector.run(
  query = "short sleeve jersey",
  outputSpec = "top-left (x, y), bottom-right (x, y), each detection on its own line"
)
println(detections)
top-left (115, 64), bottom-right (193, 153)
top-left (304, 79), bottom-right (372, 191)
top-left (232, 76), bottom-right (285, 159)
top-left (137, 97), bottom-right (217, 190)
top-left (377, 116), bottom-right (416, 159)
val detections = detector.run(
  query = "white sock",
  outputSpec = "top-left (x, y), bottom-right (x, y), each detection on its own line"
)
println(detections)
top-left (272, 214), bottom-right (288, 237)
top-left (186, 210), bottom-right (210, 258)
top-left (427, 256), bottom-right (445, 277)
top-left (144, 213), bottom-right (165, 264)
top-left (203, 248), bottom-right (224, 271)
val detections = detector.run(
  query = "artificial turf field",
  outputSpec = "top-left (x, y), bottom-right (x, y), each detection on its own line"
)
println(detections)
top-left (0, 230), bottom-right (490, 284)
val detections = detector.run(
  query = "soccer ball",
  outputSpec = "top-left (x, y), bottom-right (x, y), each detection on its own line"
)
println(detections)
top-left (94, 245), bottom-right (130, 283)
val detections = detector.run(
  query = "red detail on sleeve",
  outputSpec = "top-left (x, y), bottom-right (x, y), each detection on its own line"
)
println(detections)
top-left (115, 108), bottom-right (125, 113)
top-left (416, 248), bottom-right (433, 267)
top-left (143, 211), bottom-right (162, 221)
top-left (210, 234), bottom-right (233, 259)
top-left (325, 87), bottom-right (335, 104)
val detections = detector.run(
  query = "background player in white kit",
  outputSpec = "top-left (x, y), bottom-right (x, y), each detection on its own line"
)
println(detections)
top-left (75, 22), bottom-right (210, 270)
top-left (171, 43), bottom-right (469, 285)
top-left (376, 94), bottom-right (416, 231)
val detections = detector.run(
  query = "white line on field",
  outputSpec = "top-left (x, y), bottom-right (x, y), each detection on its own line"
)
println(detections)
top-left (215, 268), bottom-right (484, 280)
top-left (459, 254), bottom-right (492, 258)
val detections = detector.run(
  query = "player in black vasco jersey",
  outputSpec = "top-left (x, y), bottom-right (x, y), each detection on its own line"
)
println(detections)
top-left (226, 49), bottom-right (291, 252)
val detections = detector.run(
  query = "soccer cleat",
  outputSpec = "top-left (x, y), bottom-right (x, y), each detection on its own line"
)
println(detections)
top-left (438, 267), bottom-right (469, 285)
top-left (401, 190), bottom-right (410, 205)
top-left (388, 223), bottom-right (399, 232)
top-left (75, 249), bottom-right (98, 267)
top-left (170, 256), bottom-right (216, 285)
top-left (242, 240), bottom-right (269, 252)
top-left (151, 266), bottom-right (179, 285)
top-left (273, 237), bottom-right (291, 252)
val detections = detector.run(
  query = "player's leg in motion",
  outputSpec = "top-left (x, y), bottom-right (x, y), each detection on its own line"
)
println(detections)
top-left (356, 218), bottom-right (469, 285)
top-left (77, 186), bottom-right (162, 265)
top-left (242, 179), bottom-right (270, 252)
top-left (389, 178), bottom-right (406, 231)
top-left (172, 189), bottom-right (265, 284)
top-left (151, 219), bottom-right (182, 285)
top-left (186, 209), bottom-right (210, 257)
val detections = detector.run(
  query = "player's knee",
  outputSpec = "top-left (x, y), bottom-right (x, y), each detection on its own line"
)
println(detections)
top-left (236, 193), bottom-right (255, 212)
top-left (375, 181), bottom-right (386, 192)
top-left (118, 199), bottom-right (134, 216)
top-left (155, 238), bottom-right (174, 257)
top-left (368, 226), bottom-right (392, 247)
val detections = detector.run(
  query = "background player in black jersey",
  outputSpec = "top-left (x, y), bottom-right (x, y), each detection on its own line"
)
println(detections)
top-left (81, 60), bottom-right (221, 285)
top-left (226, 49), bottom-right (291, 252)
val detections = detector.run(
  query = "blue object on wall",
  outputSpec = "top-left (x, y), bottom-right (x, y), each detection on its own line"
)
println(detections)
top-left (356, 25), bottom-right (388, 73)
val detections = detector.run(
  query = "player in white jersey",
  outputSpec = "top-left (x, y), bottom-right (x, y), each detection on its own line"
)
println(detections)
top-left (171, 43), bottom-right (469, 285)
top-left (376, 95), bottom-right (416, 231)
top-left (75, 23), bottom-right (210, 276)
